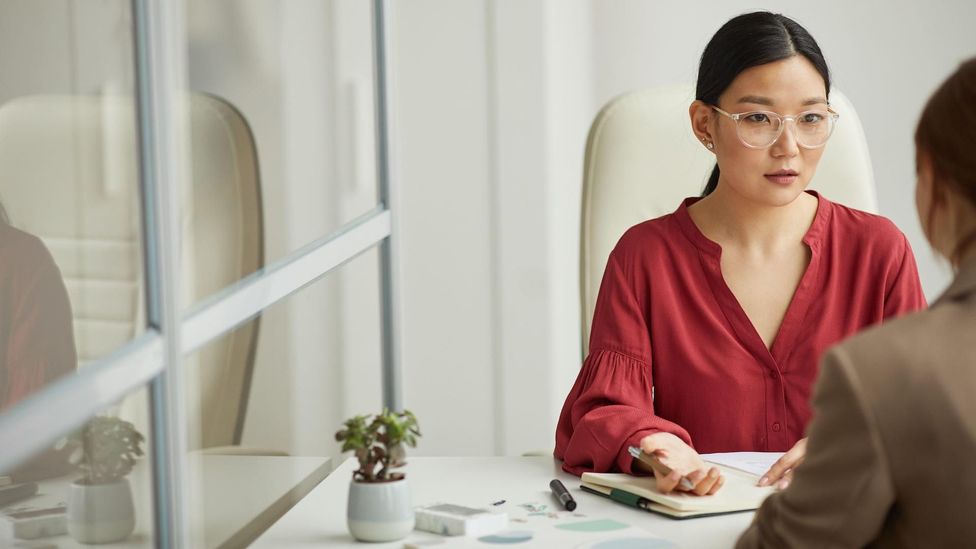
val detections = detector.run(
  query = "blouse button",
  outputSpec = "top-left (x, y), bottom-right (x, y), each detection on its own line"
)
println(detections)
top-left (772, 422), bottom-right (782, 432)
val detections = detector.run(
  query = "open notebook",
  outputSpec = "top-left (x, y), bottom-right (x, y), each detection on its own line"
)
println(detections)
top-left (580, 452), bottom-right (781, 519)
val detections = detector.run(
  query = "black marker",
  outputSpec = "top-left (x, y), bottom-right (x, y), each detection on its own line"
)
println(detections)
top-left (549, 479), bottom-right (577, 511)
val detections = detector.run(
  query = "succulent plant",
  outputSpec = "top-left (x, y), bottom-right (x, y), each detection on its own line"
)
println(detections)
top-left (68, 416), bottom-right (145, 485)
top-left (335, 408), bottom-right (420, 482)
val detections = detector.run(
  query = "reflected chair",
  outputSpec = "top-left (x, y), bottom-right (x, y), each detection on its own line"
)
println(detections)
top-left (0, 93), bottom-right (269, 453)
top-left (580, 84), bottom-right (877, 357)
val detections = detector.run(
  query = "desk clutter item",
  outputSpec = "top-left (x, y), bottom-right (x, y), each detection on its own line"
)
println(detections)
top-left (402, 519), bottom-right (675, 549)
top-left (476, 530), bottom-right (533, 544)
top-left (415, 503), bottom-right (508, 537)
top-left (549, 479), bottom-right (577, 511)
top-left (575, 536), bottom-right (677, 549)
top-left (555, 519), bottom-right (629, 532)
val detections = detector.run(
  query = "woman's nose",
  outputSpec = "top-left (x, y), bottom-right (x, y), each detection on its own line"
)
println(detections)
top-left (770, 120), bottom-right (800, 156)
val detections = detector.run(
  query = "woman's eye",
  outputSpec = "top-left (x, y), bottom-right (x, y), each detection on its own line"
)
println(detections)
top-left (745, 113), bottom-right (770, 124)
top-left (801, 113), bottom-right (825, 124)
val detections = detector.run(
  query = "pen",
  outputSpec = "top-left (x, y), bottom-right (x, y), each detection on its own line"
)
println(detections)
top-left (549, 479), bottom-right (577, 511)
top-left (628, 446), bottom-right (695, 491)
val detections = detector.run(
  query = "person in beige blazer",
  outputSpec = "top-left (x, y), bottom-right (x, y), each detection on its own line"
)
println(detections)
top-left (737, 58), bottom-right (976, 548)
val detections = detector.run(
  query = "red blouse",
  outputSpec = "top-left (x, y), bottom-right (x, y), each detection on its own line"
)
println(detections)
top-left (555, 192), bottom-right (927, 476)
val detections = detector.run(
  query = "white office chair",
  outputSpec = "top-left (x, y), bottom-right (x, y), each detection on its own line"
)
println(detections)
top-left (580, 84), bottom-right (877, 357)
top-left (0, 93), bottom-right (270, 453)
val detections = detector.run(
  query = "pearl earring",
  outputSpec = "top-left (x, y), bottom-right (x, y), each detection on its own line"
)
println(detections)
top-left (706, 142), bottom-right (714, 150)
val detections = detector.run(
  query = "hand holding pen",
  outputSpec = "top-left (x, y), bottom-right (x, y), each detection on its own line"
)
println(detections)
top-left (632, 433), bottom-right (725, 496)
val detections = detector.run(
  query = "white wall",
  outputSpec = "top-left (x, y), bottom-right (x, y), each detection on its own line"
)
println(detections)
top-left (391, 1), bottom-right (497, 455)
top-left (390, 0), bottom-right (594, 457)
top-left (490, 0), bottom-right (594, 455)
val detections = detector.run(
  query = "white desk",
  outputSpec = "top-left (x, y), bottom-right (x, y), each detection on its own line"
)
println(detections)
top-left (5, 454), bottom-right (332, 548)
top-left (254, 457), bottom-right (753, 548)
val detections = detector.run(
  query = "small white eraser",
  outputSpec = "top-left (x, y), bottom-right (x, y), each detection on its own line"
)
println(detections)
top-left (414, 503), bottom-right (507, 537)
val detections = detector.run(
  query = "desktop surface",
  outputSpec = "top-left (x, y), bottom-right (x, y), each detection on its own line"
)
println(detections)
top-left (254, 456), bottom-right (754, 548)
top-left (1, 454), bottom-right (331, 548)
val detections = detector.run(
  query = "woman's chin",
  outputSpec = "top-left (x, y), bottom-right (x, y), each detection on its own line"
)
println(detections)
top-left (746, 184), bottom-right (809, 208)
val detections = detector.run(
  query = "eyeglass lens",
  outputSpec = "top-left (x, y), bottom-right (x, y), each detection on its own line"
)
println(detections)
top-left (737, 112), bottom-right (834, 148)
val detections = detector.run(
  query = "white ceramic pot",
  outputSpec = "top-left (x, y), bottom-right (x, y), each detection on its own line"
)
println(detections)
top-left (347, 478), bottom-right (414, 542)
top-left (67, 478), bottom-right (135, 544)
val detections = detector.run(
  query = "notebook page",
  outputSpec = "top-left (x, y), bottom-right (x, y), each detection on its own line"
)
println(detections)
top-left (702, 452), bottom-right (784, 478)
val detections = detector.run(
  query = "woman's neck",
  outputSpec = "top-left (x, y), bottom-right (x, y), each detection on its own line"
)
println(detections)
top-left (689, 185), bottom-right (818, 253)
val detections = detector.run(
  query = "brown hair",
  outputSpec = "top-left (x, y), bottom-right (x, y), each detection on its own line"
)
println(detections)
top-left (915, 57), bottom-right (976, 265)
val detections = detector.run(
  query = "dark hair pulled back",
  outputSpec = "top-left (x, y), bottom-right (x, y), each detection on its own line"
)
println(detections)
top-left (697, 12), bottom-right (831, 196)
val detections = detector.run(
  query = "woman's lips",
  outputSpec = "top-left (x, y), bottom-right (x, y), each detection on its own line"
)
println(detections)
top-left (765, 171), bottom-right (798, 185)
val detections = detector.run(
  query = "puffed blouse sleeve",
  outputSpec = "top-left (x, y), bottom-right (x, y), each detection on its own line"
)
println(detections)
top-left (554, 249), bottom-right (691, 476)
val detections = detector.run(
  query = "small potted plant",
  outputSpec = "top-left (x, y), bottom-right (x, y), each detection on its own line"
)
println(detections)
top-left (65, 415), bottom-right (144, 544)
top-left (335, 408), bottom-right (421, 542)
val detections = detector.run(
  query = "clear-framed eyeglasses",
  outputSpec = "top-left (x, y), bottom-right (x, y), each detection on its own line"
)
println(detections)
top-left (711, 106), bottom-right (840, 149)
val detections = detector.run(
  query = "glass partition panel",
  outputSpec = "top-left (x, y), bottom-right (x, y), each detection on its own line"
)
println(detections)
top-left (0, 1), bottom-right (146, 411)
top-left (181, 0), bottom-right (380, 311)
top-left (182, 246), bottom-right (381, 546)
top-left (0, 385), bottom-right (155, 546)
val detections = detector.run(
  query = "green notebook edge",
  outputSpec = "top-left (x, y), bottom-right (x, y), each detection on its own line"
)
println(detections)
top-left (579, 483), bottom-right (757, 521)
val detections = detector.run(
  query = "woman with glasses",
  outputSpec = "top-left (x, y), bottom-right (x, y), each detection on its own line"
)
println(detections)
top-left (737, 57), bottom-right (976, 548)
top-left (555, 11), bottom-right (926, 496)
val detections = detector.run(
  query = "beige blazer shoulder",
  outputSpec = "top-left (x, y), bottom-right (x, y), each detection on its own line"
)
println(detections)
top-left (737, 257), bottom-right (976, 549)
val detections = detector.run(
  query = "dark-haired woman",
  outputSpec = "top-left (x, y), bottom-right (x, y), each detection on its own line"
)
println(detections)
top-left (555, 11), bottom-right (926, 495)
top-left (737, 56), bottom-right (976, 549)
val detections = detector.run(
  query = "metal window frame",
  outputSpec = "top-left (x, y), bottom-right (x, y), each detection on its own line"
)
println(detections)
top-left (0, 1), bottom-right (402, 547)
top-left (373, 0), bottom-right (404, 413)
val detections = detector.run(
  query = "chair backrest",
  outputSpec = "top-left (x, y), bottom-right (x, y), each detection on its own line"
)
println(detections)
top-left (0, 96), bottom-right (144, 362)
top-left (580, 84), bottom-right (877, 357)
top-left (0, 93), bottom-right (263, 449)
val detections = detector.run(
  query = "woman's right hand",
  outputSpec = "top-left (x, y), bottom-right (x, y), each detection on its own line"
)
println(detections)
top-left (639, 432), bottom-right (724, 496)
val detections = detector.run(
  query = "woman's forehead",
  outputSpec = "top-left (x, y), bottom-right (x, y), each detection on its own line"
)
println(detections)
top-left (721, 56), bottom-right (828, 108)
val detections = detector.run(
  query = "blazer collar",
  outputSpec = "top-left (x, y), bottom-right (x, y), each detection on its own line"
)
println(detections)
top-left (933, 254), bottom-right (976, 307)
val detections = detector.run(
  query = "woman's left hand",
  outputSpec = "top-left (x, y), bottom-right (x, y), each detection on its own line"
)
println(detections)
top-left (758, 437), bottom-right (807, 489)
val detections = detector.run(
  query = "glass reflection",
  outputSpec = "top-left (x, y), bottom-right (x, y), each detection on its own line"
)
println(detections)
top-left (181, 246), bottom-right (380, 546)
top-left (0, 0), bottom-right (145, 397)
top-left (0, 206), bottom-right (76, 411)
top-left (183, 0), bottom-right (379, 309)
top-left (0, 389), bottom-right (154, 547)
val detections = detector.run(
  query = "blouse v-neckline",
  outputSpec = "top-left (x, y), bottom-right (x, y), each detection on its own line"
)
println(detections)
top-left (673, 192), bottom-right (831, 371)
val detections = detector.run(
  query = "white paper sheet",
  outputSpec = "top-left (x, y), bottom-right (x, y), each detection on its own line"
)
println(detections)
top-left (701, 452), bottom-right (784, 478)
